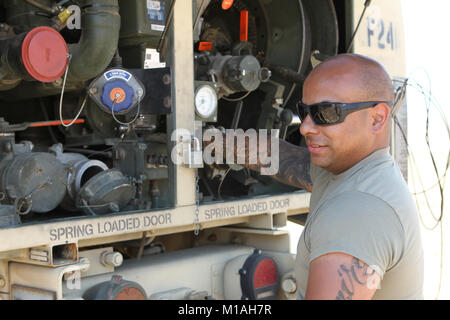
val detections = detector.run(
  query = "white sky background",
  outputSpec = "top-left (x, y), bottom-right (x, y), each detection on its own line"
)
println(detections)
top-left (402, 0), bottom-right (450, 299)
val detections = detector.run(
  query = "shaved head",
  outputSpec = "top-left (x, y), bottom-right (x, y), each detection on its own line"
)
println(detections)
top-left (304, 54), bottom-right (394, 104)
top-left (300, 54), bottom-right (395, 174)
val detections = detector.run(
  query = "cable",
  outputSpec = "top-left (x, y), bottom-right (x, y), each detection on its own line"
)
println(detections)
top-left (393, 75), bottom-right (450, 300)
top-left (110, 94), bottom-right (141, 126)
top-left (346, 0), bottom-right (371, 53)
top-left (217, 167), bottom-right (231, 200)
top-left (24, 0), bottom-right (54, 14)
top-left (222, 91), bottom-right (251, 102)
top-left (40, 99), bottom-right (59, 144)
top-left (87, 146), bottom-right (114, 159)
top-left (59, 54), bottom-right (88, 128)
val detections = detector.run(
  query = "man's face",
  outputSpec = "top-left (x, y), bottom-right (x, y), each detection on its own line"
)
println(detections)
top-left (300, 73), bottom-right (373, 175)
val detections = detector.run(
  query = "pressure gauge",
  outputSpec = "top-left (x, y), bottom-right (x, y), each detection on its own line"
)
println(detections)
top-left (194, 85), bottom-right (218, 119)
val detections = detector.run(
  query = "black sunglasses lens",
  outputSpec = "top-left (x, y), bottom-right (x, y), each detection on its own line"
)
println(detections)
top-left (296, 103), bottom-right (308, 121)
top-left (310, 103), bottom-right (340, 124)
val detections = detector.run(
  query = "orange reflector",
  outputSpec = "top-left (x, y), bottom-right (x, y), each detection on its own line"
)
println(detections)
top-left (198, 41), bottom-right (213, 51)
top-left (240, 10), bottom-right (248, 42)
top-left (222, 0), bottom-right (234, 10)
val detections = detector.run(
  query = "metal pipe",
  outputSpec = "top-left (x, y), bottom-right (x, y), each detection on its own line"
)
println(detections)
top-left (0, 0), bottom-right (121, 96)
top-left (0, 32), bottom-right (28, 90)
top-left (66, 0), bottom-right (121, 82)
top-left (24, 0), bottom-right (54, 14)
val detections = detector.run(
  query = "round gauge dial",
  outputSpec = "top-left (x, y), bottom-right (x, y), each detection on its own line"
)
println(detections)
top-left (195, 85), bottom-right (218, 119)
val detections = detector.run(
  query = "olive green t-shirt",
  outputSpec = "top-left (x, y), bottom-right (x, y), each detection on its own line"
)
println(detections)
top-left (295, 147), bottom-right (424, 299)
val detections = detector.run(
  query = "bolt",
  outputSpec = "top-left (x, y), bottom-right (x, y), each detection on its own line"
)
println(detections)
top-left (162, 74), bottom-right (171, 85)
top-left (102, 251), bottom-right (123, 267)
top-left (282, 278), bottom-right (297, 294)
top-left (89, 87), bottom-right (98, 95)
top-left (163, 97), bottom-right (172, 108)
top-left (0, 276), bottom-right (5, 288)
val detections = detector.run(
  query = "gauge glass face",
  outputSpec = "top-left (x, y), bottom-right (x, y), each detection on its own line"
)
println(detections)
top-left (195, 85), bottom-right (217, 118)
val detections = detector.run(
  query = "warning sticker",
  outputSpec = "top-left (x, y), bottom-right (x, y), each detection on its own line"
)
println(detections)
top-left (144, 48), bottom-right (166, 69)
top-left (151, 24), bottom-right (165, 32)
top-left (147, 0), bottom-right (165, 24)
top-left (147, 0), bottom-right (161, 10)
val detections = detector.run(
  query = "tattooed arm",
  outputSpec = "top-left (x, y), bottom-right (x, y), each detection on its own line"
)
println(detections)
top-left (270, 139), bottom-right (312, 192)
top-left (305, 252), bottom-right (381, 300)
top-left (221, 133), bottom-right (313, 192)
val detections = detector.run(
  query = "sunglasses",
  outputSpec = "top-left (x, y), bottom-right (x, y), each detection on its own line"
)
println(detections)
top-left (296, 101), bottom-right (392, 125)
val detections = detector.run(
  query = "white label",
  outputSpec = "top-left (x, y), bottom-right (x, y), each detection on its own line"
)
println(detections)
top-left (151, 24), bottom-right (165, 32)
top-left (147, 0), bottom-right (161, 10)
top-left (144, 48), bottom-right (166, 69)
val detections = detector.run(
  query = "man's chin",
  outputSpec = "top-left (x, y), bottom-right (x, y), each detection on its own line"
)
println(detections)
top-left (310, 155), bottom-right (332, 169)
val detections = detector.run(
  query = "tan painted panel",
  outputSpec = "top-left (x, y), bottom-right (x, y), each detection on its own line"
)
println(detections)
top-left (352, 0), bottom-right (406, 78)
top-left (0, 192), bottom-right (310, 253)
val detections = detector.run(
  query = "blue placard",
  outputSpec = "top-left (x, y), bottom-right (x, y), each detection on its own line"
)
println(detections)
top-left (147, 0), bottom-right (166, 23)
top-left (104, 69), bottom-right (132, 82)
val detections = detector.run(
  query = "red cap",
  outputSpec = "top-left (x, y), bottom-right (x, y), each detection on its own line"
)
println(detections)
top-left (21, 26), bottom-right (68, 83)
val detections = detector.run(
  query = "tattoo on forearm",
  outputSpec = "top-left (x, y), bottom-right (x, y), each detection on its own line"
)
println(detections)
top-left (211, 132), bottom-right (313, 191)
top-left (272, 139), bottom-right (312, 191)
top-left (234, 136), bottom-right (312, 191)
top-left (335, 258), bottom-right (377, 300)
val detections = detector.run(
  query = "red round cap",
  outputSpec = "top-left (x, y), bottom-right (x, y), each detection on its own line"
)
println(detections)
top-left (21, 26), bottom-right (68, 83)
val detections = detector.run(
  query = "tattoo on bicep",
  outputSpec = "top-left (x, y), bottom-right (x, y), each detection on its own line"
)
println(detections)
top-left (335, 258), bottom-right (377, 300)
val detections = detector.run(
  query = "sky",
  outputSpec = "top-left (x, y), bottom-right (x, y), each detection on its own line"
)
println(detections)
top-left (401, 0), bottom-right (450, 299)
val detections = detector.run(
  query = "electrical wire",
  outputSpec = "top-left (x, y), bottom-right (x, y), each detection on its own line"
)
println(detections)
top-left (393, 75), bottom-right (449, 300)
top-left (346, 0), bottom-right (371, 53)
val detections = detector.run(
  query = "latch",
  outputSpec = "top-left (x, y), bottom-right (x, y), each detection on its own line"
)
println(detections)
top-left (172, 131), bottom-right (204, 169)
top-left (184, 136), bottom-right (203, 169)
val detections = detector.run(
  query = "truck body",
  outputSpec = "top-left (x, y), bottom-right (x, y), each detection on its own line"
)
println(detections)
top-left (0, 0), bottom-right (406, 300)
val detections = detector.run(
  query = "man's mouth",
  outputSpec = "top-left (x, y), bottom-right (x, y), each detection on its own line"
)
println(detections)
top-left (307, 143), bottom-right (327, 153)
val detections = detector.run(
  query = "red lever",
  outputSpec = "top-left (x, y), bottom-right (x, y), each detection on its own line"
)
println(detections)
top-left (29, 119), bottom-right (85, 127)
top-left (240, 10), bottom-right (248, 42)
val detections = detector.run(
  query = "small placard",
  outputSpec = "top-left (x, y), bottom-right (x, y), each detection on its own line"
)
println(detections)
top-left (144, 48), bottom-right (166, 69)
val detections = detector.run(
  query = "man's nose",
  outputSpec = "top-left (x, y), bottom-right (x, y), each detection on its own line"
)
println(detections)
top-left (300, 114), bottom-right (320, 136)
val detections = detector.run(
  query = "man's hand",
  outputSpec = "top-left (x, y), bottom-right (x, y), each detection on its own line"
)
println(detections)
top-left (203, 129), bottom-right (312, 192)
top-left (271, 139), bottom-right (312, 192)
top-left (305, 252), bottom-right (381, 300)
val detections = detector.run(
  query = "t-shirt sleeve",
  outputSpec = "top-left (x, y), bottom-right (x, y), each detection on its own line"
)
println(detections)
top-left (308, 191), bottom-right (405, 278)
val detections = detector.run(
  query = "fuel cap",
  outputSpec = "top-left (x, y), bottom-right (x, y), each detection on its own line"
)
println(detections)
top-left (21, 26), bottom-right (68, 83)
top-left (101, 79), bottom-right (135, 114)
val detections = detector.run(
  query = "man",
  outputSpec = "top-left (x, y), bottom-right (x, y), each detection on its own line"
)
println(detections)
top-left (224, 53), bottom-right (424, 299)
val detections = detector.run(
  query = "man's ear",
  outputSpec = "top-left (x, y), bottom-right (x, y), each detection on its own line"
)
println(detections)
top-left (370, 103), bottom-right (391, 133)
